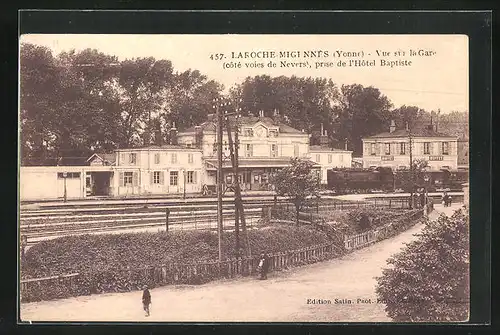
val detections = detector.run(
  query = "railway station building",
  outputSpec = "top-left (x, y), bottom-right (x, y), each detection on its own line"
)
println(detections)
top-left (361, 120), bottom-right (459, 171)
top-left (20, 113), bottom-right (352, 201)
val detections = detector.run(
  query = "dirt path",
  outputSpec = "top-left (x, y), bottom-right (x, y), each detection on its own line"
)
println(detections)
top-left (20, 204), bottom-right (463, 323)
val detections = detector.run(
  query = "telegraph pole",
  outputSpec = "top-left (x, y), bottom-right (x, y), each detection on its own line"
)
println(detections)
top-left (224, 102), bottom-right (250, 258)
top-left (224, 112), bottom-right (240, 258)
top-left (408, 122), bottom-right (414, 209)
top-left (213, 98), bottom-right (227, 262)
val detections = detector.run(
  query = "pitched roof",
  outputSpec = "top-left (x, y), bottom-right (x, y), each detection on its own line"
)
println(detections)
top-left (115, 145), bottom-right (201, 151)
top-left (309, 145), bottom-right (351, 153)
top-left (180, 116), bottom-right (303, 134)
top-left (86, 153), bottom-right (116, 164)
top-left (364, 127), bottom-right (457, 139)
top-left (205, 158), bottom-right (320, 170)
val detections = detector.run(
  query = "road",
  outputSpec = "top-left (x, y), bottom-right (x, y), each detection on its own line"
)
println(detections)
top-left (20, 203), bottom-right (463, 323)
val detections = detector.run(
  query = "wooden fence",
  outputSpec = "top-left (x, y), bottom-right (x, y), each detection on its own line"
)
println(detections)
top-left (20, 203), bottom-right (434, 303)
top-left (20, 242), bottom-right (342, 303)
top-left (343, 205), bottom-right (429, 250)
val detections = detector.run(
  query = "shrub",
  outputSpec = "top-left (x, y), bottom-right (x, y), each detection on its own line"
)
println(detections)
top-left (375, 208), bottom-right (469, 322)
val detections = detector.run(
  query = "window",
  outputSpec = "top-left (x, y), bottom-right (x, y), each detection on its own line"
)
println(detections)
top-left (186, 142), bottom-right (193, 148)
top-left (442, 142), bottom-right (449, 155)
top-left (170, 171), bottom-right (178, 186)
top-left (271, 144), bottom-right (278, 158)
top-left (244, 129), bottom-right (253, 137)
top-left (154, 153), bottom-right (160, 164)
top-left (269, 130), bottom-right (278, 137)
top-left (246, 144), bottom-right (253, 157)
top-left (123, 172), bottom-right (133, 186)
top-left (153, 171), bottom-right (163, 184)
top-left (385, 143), bottom-right (391, 155)
top-left (316, 154), bottom-right (320, 162)
top-left (423, 142), bottom-right (430, 155)
top-left (371, 143), bottom-right (376, 155)
top-left (188, 153), bottom-right (194, 164)
top-left (243, 171), bottom-right (252, 183)
top-left (171, 153), bottom-right (177, 164)
top-left (129, 153), bottom-right (137, 164)
top-left (400, 142), bottom-right (406, 155)
top-left (57, 172), bottom-right (81, 179)
top-left (187, 171), bottom-right (197, 184)
top-left (294, 144), bottom-right (299, 157)
top-left (213, 143), bottom-right (217, 154)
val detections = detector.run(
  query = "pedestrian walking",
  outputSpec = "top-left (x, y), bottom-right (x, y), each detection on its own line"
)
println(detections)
top-left (142, 285), bottom-right (151, 317)
top-left (258, 253), bottom-right (269, 280)
top-left (419, 192), bottom-right (425, 209)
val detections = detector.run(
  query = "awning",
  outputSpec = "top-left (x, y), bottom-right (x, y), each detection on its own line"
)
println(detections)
top-left (205, 158), bottom-right (320, 171)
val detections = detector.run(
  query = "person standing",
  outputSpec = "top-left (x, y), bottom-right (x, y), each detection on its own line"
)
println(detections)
top-left (258, 253), bottom-right (270, 280)
top-left (142, 285), bottom-right (151, 317)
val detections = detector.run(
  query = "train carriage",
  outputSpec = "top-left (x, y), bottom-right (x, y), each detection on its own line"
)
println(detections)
top-left (327, 167), bottom-right (467, 194)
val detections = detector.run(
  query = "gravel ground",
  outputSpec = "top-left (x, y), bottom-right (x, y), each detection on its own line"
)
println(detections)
top-left (20, 203), bottom-right (464, 323)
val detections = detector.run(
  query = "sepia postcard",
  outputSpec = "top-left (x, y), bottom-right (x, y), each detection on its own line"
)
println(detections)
top-left (19, 33), bottom-right (471, 323)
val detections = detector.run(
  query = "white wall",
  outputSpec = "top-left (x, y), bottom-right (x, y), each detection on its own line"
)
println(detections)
top-left (20, 167), bottom-right (86, 201)
top-left (309, 150), bottom-right (353, 184)
top-left (114, 149), bottom-right (203, 195)
top-left (362, 138), bottom-right (458, 170)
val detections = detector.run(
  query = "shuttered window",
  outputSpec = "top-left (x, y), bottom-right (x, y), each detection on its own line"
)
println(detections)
top-left (187, 171), bottom-right (197, 184)
top-left (152, 171), bottom-right (164, 184)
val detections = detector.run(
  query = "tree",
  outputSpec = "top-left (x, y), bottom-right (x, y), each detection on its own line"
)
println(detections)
top-left (231, 75), bottom-right (339, 139)
top-left (20, 43), bottom-right (62, 165)
top-left (335, 84), bottom-right (393, 155)
top-left (118, 57), bottom-right (174, 147)
top-left (376, 208), bottom-right (469, 322)
top-left (54, 49), bottom-right (122, 160)
top-left (270, 158), bottom-right (321, 224)
top-left (391, 105), bottom-right (428, 132)
top-left (435, 110), bottom-right (469, 139)
top-left (394, 159), bottom-right (429, 192)
top-left (168, 69), bottom-right (223, 131)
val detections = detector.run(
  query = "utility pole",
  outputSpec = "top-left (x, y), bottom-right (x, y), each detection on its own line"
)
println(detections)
top-left (408, 122), bottom-right (414, 209)
top-left (213, 97), bottom-right (227, 262)
top-left (224, 102), bottom-right (250, 258)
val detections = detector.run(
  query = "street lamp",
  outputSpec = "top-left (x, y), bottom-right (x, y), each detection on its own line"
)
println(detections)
top-left (183, 169), bottom-right (186, 200)
top-left (62, 172), bottom-right (68, 202)
top-left (423, 174), bottom-right (430, 205)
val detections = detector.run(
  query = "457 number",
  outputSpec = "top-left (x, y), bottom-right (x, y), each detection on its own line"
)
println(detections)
top-left (210, 53), bottom-right (225, 60)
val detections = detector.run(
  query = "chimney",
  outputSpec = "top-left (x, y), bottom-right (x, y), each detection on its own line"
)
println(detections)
top-left (389, 120), bottom-right (396, 133)
top-left (319, 127), bottom-right (329, 146)
top-left (194, 126), bottom-right (202, 148)
top-left (345, 141), bottom-right (348, 150)
top-left (405, 122), bottom-right (409, 131)
top-left (436, 110), bottom-right (440, 132)
top-left (155, 119), bottom-right (162, 146)
top-left (259, 110), bottom-right (264, 118)
top-left (170, 122), bottom-right (178, 145)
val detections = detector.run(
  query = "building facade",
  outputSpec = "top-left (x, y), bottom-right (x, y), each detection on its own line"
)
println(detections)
top-left (361, 122), bottom-right (459, 171)
top-left (309, 145), bottom-right (352, 184)
top-left (113, 146), bottom-right (204, 196)
top-left (457, 136), bottom-right (469, 170)
top-left (20, 115), bottom-right (353, 201)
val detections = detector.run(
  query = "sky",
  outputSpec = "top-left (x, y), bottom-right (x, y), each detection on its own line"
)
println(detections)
top-left (20, 34), bottom-right (468, 114)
